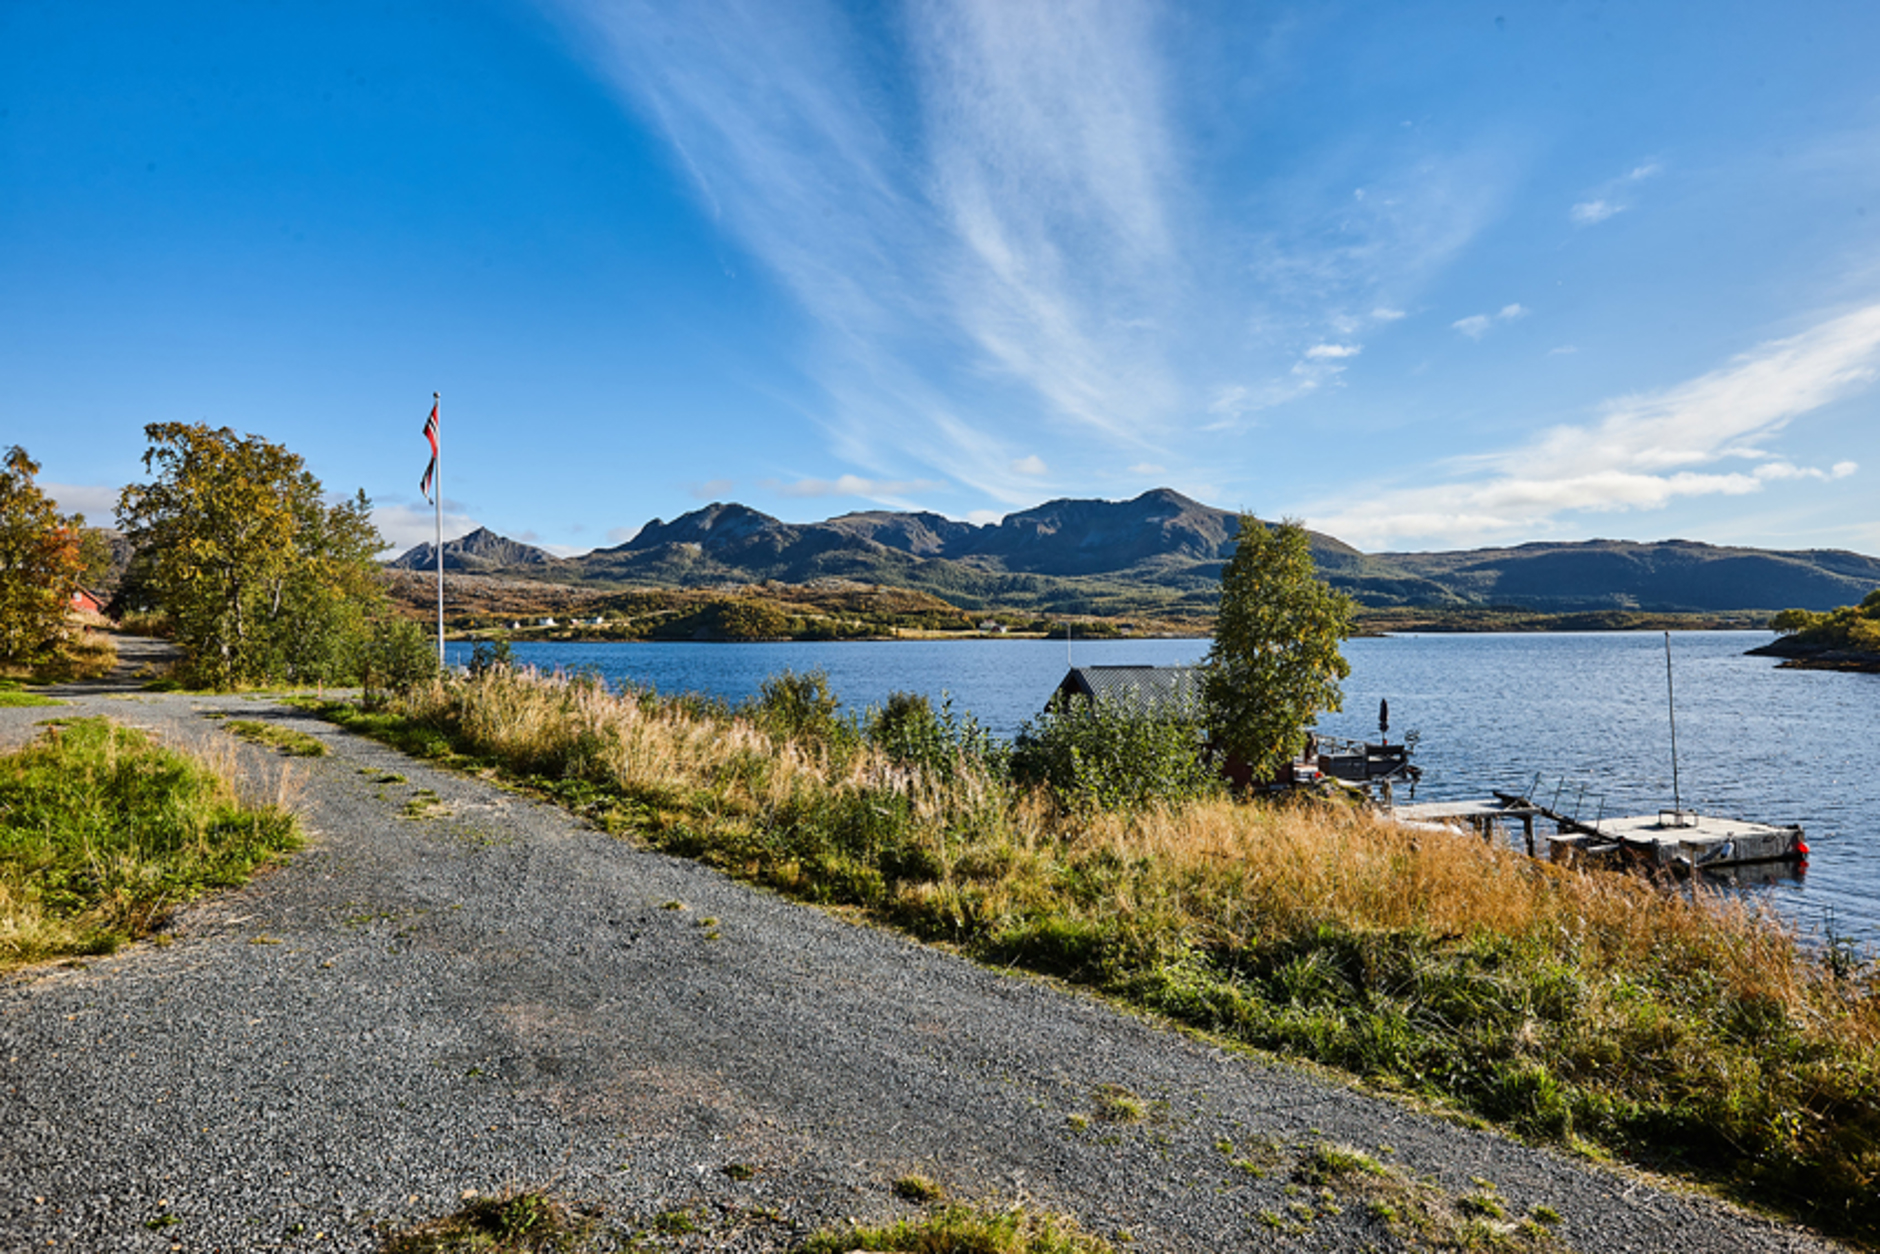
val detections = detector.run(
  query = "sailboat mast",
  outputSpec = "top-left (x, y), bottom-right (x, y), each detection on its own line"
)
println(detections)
top-left (1664, 631), bottom-right (1682, 814)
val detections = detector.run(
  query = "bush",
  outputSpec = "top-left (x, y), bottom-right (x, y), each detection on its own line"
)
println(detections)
top-left (866, 690), bottom-right (1004, 780)
top-left (1011, 698), bottom-right (1219, 812)
top-left (749, 668), bottom-right (856, 751)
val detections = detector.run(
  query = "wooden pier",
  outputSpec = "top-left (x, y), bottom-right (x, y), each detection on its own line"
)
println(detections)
top-left (1387, 792), bottom-right (1806, 870)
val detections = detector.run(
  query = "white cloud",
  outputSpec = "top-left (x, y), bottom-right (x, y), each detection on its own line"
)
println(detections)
top-left (1571, 199), bottom-right (1619, 225)
top-left (1129, 462), bottom-right (1167, 475)
top-left (372, 503), bottom-right (480, 556)
top-left (41, 482), bottom-right (120, 521)
top-left (766, 474), bottom-right (946, 498)
top-left (1308, 303), bottom-right (1880, 548)
top-left (1305, 343), bottom-right (1361, 359)
top-left (1571, 161), bottom-right (1661, 226)
top-left (966, 509), bottom-right (1002, 525)
top-left (1453, 304), bottom-right (1527, 340)
top-left (687, 478), bottom-right (736, 499)
top-left (1753, 460), bottom-right (1859, 483)
top-left (1010, 454), bottom-right (1049, 476)
top-left (552, 1), bottom-right (1514, 493)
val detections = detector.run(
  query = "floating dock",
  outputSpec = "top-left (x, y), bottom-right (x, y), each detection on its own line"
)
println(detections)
top-left (1387, 792), bottom-right (1806, 871)
top-left (1536, 804), bottom-right (1807, 871)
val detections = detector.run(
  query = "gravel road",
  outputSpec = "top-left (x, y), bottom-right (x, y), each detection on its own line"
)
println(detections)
top-left (0, 652), bottom-right (1852, 1253)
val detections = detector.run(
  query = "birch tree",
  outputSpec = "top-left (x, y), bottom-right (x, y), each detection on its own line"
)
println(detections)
top-left (1203, 514), bottom-right (1353, 784)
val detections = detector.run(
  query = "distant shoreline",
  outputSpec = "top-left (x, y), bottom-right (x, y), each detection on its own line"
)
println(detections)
top-left (1745, 637), bottom-right (1880, 673)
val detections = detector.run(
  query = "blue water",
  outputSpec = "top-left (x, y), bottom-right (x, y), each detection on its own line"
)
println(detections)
top-left (447, 632), bottom-right (1880, 944)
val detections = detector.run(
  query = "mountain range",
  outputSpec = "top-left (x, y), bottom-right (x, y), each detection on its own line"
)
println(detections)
top-left (387, 489), bottom-right (1880, 615)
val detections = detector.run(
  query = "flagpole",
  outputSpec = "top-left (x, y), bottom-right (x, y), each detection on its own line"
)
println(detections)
top-left (433, 391), bottom-right (444, 668)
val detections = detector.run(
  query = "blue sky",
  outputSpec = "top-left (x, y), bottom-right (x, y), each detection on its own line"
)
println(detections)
top-left (6, 1), bottom-right (1880, 558)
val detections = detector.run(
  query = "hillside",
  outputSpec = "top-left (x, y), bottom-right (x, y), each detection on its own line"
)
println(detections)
top-left (384, 491), bottom-right (1880, 616)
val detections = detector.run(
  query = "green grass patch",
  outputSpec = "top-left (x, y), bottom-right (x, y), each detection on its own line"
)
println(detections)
top-left (0, 718), bottom-right (300, 968)
top-left (380, 1190), bottom-right (597, 1253)
top-left (0, 680), bottom-right (60, 707)
top-left (800, 1203), bottom-right (1114, 1254)
top-left (221, 718), bottom-right (328, 756)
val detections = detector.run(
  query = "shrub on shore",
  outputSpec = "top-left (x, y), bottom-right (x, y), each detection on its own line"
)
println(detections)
top-left (320, 665), bottom-right (1880, 1240)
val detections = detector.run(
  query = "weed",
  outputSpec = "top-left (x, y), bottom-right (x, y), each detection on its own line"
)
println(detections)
top-left (1093, 1084), bottom-right (1147, 1124)
top-left (381, 1189), bottom-right (597, 1253)
top-left (722, 1163), bottom-right (755, 1181)
top-left (651, 1210), bottom-right (696, 1235)
top-left (891, 1173), bottom-right (945, 1202)
top-left (799, 1202), bottom-right (1113, 1253)
top-left (220, 718), bottom-right (328, 756)
top-left (403, 790), bottom-right (443, 820)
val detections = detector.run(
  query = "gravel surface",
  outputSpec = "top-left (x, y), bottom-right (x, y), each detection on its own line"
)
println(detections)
top-left (0, 653), bottom-right (1853, 1253)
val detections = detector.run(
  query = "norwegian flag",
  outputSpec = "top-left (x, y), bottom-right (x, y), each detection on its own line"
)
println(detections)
top-left (420, 400), bottom-right (439, 503)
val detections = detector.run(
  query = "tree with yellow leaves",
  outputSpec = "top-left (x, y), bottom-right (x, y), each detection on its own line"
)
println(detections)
top-left (118, 423), bottom-right (429, 689)
top-left (0, 446), bottom-right (88, 663)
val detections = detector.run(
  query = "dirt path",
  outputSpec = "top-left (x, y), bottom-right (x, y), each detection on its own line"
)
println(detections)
top-left (0, 664), bottom-right (1851, 1252)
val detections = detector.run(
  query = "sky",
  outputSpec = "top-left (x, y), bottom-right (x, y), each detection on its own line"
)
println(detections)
top-left (5, 1), bottom-right (1880, 558)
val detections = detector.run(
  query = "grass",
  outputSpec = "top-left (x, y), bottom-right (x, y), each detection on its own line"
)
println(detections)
top-left (798, 1203), bottom-right (1114, 1254)
top-left (0, 625), bottom-right (118, 686)
top-left (0, 718), bottom-right (301, 968)
top-left (313, 666), bottom-right (1880, 1242)
top-left (380, 1190), bottom-right (597, 1253)
top-left (1288, 1142), bottom-right (1566, 1251)
top-left (0, 679), bottom-right (61, 708)
top-left (221, 718), bottom-right (329, 756)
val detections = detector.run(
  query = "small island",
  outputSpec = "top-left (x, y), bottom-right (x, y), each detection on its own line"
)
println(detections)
top-left (1749, 589), bottom-right (1880, 672)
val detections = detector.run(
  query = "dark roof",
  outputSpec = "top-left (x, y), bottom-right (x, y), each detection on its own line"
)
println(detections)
top-left (1051, 665), bottom-right (1204, 718)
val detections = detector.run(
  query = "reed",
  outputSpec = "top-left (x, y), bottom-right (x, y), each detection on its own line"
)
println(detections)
top-left (330, 666), bottom-right (1880, 1240)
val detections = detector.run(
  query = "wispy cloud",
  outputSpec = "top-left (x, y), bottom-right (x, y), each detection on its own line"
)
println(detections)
top-left (1570, 161), bottom-right (1661, 227)
top-left (766, 474), bottom-right (946, 499)
top-left (1570, 199), bottom-right (1619, 225)
top-left (687, 478), bottom-right (736, 499)
top-left (1452, 303), bottom-right (1528, 339)
top-left (1309, 303), bottom-right (1880, 548)
top-left (1010, 454), bottom-right (1049, 477)
top-left (551, 1), bottom-right (1509, 497)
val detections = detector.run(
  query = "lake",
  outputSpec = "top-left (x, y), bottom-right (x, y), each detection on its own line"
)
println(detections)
top-left (446, 632), bottom-right (1880, 945)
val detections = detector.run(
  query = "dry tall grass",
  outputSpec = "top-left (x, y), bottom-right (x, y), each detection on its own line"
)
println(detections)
top-left (350, 666), bottom-right (1879, 1238)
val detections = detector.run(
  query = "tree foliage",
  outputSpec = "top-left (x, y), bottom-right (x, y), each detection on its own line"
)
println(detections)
top-left (1203, 514), bottom-right (1353, 783)
top-left (1769, 589), bottom-right (1880, 652)
top-left (0, 446), bottom-right (88, 662)
top-left (117, 423), bottom-right (424, 689)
